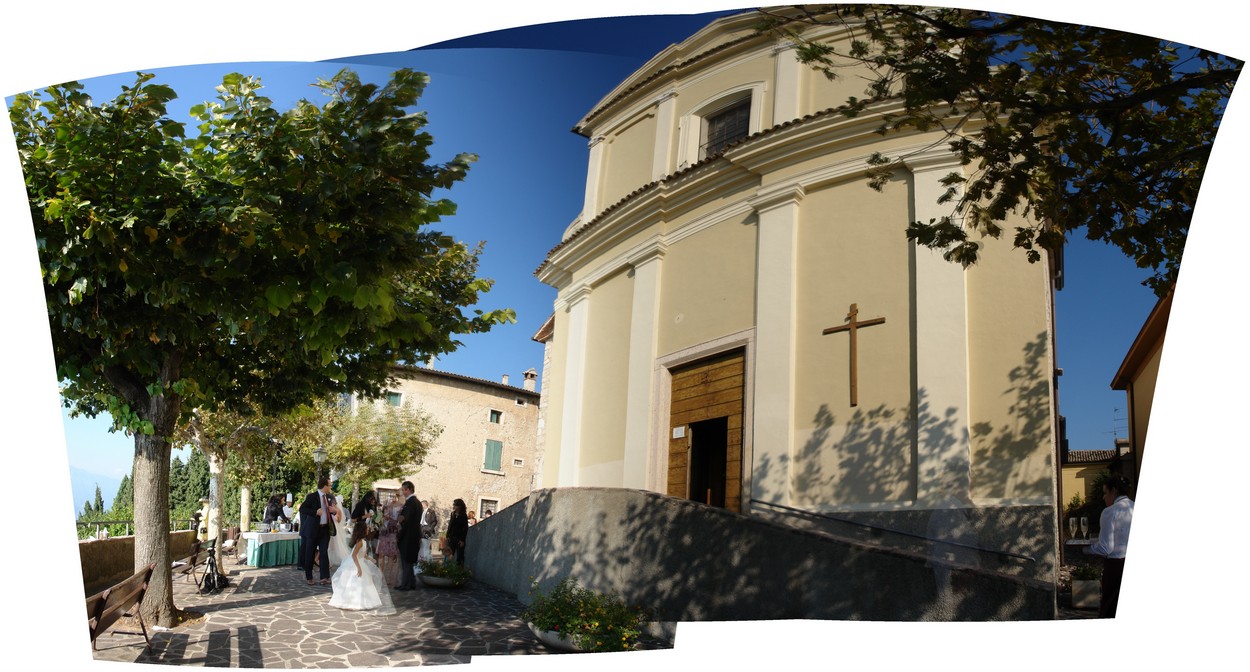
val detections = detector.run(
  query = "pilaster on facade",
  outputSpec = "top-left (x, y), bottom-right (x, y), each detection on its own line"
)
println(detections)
top-left (772, 41), bottom-right (803, 125)
top-left (651, 91), bottom-right (678, 181)
top-left (904, 152), bottom-right (973, 504)
top-left (622, 242), bottom-right (668, 489)
top-left (556, 285), bottom-right (593, 487)
top-left (582, 135), bottom-right (608, 225)
top-left (748, 184), bottom-right (805, 506)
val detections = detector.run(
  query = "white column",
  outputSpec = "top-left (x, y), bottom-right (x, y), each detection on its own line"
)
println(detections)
top-left (773, 42), bottom-right (803, 124)
top-left (749, 185), bottom-right (805, 506)
top-left (557, 285), bottom-right (593, 487)
top-left (582, 135), bottom-right (607, 222)
top-left (651, 91), bottom-right (678, 181)
top-left (622, 244), bottom-right (666, 489)
top-left (908, 154), bottom-right (972, 504)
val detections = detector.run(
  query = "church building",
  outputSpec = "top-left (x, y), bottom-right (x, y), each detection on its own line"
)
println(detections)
top-left (533, 10), bottom-right (1060, 583)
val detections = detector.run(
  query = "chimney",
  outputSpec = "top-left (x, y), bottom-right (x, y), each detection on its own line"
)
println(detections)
top-left (523, 368), bottom-right (538, 392)
top-left (424, 356), bottom-right (435, 369)
top-left (501, 374), bottom-right (510, 386)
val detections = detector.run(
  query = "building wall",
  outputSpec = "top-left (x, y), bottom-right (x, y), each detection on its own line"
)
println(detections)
top-left (578, 268), bottom-right (634, 484)
top-left (372, 368), bottom-right (541, 522)
top-left (1129, 340), bottom-right (1163, 459)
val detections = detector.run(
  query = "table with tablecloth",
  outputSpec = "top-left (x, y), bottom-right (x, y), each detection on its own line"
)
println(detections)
top-left (241, 531), bottom-right (301, 567)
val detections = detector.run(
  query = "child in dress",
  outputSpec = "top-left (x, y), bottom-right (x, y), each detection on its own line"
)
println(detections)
top-left (329, 519), bottom-right (396, 615)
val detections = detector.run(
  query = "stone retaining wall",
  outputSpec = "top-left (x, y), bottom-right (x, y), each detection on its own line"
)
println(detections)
top-left (466, 487), bottom-right (1055, 621)
top-left (81, 530), bottom-right (197, 595)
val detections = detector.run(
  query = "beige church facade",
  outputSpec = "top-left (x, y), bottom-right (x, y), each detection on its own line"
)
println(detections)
top-left (533, 12), bottom-right (1060, 570)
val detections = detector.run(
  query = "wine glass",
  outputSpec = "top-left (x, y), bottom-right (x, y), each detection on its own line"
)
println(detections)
top-left (1080, 517), bottom-right (1089, 539)
top-left (1068, 517), bottom-right (1078, 541)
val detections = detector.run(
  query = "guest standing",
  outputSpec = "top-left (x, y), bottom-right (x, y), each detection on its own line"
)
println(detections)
top-left (1086, 475), bottom-right (1134, 618)
top-left (446, 498), bottom-right (469, 567)
top-left (298, 476), bottom-right (336, 586)
top-left (394, 481), bottom-right (423, 591)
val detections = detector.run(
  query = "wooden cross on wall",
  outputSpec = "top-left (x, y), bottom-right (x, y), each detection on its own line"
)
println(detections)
top-left (822, 303), bottom-right (886, 407)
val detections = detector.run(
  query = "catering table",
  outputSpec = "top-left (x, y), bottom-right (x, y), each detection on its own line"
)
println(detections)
top-left (241, 531), bottom-right (301, 567)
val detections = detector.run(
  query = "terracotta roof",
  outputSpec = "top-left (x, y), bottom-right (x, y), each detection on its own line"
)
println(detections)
top-left (391, 364), bottom-right (540, 399)
top-left (1066, 450), bottom-right (1117, 464)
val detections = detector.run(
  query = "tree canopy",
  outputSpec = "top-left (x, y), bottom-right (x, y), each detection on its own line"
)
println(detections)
top-left (759, 5), bottom-right (1241, 295)
top-left (11, 67), bottom-right (512, 625)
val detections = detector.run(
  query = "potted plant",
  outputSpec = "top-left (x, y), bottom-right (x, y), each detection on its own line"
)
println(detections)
top-left (520, 577), bottom-right (645, 653)
top-left (417, 559), bottom-right (471, 588)
top-left (1071, 563), bottom-right (1101, 609)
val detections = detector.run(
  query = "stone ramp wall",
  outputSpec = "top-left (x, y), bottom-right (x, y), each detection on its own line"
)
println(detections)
top-left (466, 487), bottom-right (1055, 621)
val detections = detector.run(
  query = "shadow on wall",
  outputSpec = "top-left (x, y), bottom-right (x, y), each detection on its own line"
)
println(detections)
top-left (466, 486), bottom-right (1053, 622)
top-left (750, 332), bottom-right (1057, 589)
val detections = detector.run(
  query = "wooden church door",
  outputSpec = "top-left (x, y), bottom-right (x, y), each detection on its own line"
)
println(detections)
top-left (667, 349), bottom-right (745, 512)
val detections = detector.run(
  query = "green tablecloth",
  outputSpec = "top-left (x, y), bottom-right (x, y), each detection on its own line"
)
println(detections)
top-left (243, 532), bottom-right (301, 567)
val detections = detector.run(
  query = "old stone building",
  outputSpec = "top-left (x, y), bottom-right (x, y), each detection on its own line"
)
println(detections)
top-left (367, 365), bottom-right (541, 525)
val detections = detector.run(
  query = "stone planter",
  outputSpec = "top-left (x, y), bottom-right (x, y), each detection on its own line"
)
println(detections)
top-left (418, 574), bottom-right (463, 588)
top-left (1071, 579), bottom-right (1100, 609)
top-left (527, 623), bottom-right (584, 653)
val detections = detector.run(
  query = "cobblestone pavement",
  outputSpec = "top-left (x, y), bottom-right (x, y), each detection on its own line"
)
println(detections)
top-left (91, 562), bottom-right (670, 667)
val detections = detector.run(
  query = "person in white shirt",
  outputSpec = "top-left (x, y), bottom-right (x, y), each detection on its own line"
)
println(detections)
top-left (1086, 475), bottom-right (1133, 618)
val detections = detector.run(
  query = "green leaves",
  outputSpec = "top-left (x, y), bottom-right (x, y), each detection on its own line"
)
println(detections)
top-left (14, 67), bottom-right (510, 434)
top-left (760, 5), bottom-right (1240, 295)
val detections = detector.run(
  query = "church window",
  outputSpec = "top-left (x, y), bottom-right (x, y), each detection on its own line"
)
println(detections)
top-left (700, 98), bottom-right (751, 158)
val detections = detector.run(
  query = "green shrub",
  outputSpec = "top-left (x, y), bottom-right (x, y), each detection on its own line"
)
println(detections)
top-left (1072, 564), bottom-right (1102, 581)
top-left (417, 559), bottom-right (471, 585)
top-left (521, 577), bottom-right (646, 653)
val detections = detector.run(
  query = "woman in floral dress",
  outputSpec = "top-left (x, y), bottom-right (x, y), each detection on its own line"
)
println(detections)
top-left (375, 492), bottom-right (402, 587)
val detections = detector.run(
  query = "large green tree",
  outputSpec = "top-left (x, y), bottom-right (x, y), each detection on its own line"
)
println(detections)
top-left (759, 5), bottom-right (1241, 295)
top-left (326, 396), bottom-right (442, 500)
top-left (11, 68), bottom-right (511, 625)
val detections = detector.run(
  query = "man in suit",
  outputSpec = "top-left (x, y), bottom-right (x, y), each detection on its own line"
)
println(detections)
top-left (298, 476), bottom-right (337, 586)
top-left (394, 481), bottom-right (423, 591)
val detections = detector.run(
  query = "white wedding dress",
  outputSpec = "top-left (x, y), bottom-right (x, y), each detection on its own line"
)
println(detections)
top-left (327, 509), bottom-right (350, 569)
top-left (329, 540), bottom-right (396, 615)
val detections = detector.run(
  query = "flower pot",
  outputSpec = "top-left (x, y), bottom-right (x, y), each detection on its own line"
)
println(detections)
top-left (1071, 579), bottom-right (1100, 609)
top-left (527, 622), bottom-right (584, 653)
top-left (418, 574), bottom-right (462, 588)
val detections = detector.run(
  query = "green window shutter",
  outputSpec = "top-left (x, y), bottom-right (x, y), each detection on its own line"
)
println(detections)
top-left (484, 439), bottom-right (503, 471)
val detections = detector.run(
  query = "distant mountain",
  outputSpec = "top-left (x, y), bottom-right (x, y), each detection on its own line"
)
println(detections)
top-left (68, 466), bottom-right (123, 515)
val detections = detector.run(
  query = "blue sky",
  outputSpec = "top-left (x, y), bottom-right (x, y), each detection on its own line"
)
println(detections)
top-left (2, 2), bottom-right (1246, 670)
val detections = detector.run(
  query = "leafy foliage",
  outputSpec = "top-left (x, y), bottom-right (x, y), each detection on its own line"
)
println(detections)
top-left (11, 67), bottom-right (511, 625)
top-left (758, 5), bottom-right (1241, 295)
top-left (521, 577), bottom-right (646, 653)
top-left (325, 397), bottom-right (442, 494)
top-left (417, 559), bottom-right (472, 585)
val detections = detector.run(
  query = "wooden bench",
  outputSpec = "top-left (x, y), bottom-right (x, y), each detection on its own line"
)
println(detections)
top-left (172, 539), bottom-right (210, 588)
top-left (85, 562), bottom-right (156, 651)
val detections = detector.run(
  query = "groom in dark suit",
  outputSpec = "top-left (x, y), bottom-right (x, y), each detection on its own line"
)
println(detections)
top-left (298, 476), bottom-right (336, 586)
top-left (394, 481), bottom-right (423, 591)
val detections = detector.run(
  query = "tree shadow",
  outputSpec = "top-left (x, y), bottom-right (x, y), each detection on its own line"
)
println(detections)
top-left (466, 333), bottom-right (1058, 623)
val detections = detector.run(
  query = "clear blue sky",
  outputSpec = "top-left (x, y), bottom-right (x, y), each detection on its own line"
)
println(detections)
top-left (2, 2), bottom-right (1245, 671)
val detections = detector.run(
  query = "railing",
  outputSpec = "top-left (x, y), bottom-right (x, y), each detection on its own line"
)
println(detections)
top-left (76, 519), bottom-right (241, 539)
top-left (750, 499), bottom-right (1036, 564)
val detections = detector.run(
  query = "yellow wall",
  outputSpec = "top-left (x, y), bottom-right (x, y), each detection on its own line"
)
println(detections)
top-left (1130, 340), bottom-right (1163, 458)
top-left (792, 176), bottom-right (916, 506)
top-left (965, 225), bottom-right (1055, 501)
top-left (578, 268), bottom-right (635, 482)
top-left (656, 212), bottom-right (759, 356)
top-left (540, 309), bottom-right (569, 487)
top-left (599, 110), bottom-right (659, 209)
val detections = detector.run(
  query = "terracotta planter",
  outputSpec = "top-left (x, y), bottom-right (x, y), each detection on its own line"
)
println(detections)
top-left (1071, 579), bottom-right (1100, 609)
top-left (527, 622), bottom-right (585, 653)
top-left (418, 574), bottom-right (463, 588)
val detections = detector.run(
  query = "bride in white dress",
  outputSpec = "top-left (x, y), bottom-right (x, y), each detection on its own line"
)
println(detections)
top-left (326, 494), bottom-right (351, 569)
top-left (329, 519), bottom-right (396, 615)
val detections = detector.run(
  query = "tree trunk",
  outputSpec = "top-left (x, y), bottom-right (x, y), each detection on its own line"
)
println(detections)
top-left (206, 448), bottom-right (225, 571)
top-left (240, 485), bottom-right (252, 532)
top-left (133, 392), bottom-right (182, 628)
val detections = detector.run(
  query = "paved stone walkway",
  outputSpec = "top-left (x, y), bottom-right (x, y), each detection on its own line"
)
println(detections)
top-left (91, 561), bottom-right (671, 667)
